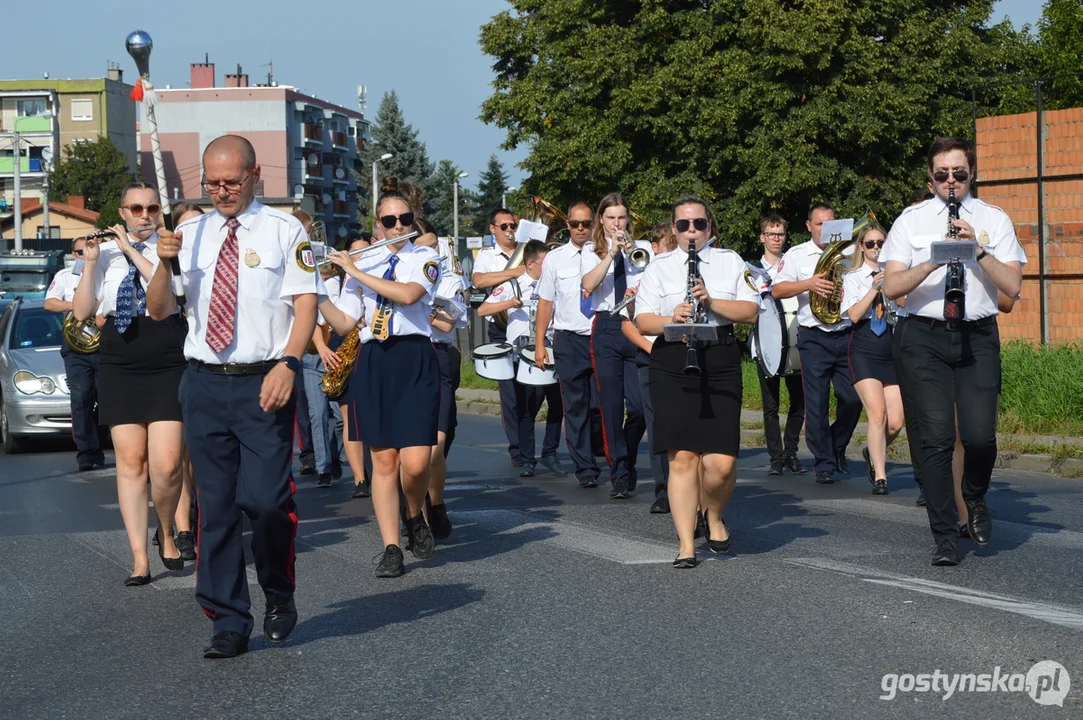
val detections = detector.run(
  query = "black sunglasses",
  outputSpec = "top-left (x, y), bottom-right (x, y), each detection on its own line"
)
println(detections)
top-left (72, 249), bottom-right (85, 256)
top-left (675, 218), bottom-right (708, 233)
top-left (379, 212), bottom-right (415, 229)
top-left (932, 169), bottom-right (969, 184)
top-left (863, 240), bottom-right (885, 249)
top-left (568, 220), bottom-right (592, 229)
top-left (122, 203), bottom-right (162, 216)
top-left (495, 222), bottom-right (518, 231)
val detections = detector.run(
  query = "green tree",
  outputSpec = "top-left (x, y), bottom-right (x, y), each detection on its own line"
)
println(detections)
top-left (480, 0), bottom-right (1037, 254)
top-left (1037, 0), bottom-right (1083, 109)
top-left (427, 159), bottom-right (476, 236)
top-left (469, 154), bottom-right (510, 234)
top-left (358, 90), bottom-right (435, 218)
top-left (46, 136), bottom-right (134, 229)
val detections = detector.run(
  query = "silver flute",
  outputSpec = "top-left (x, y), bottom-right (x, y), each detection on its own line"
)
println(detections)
top-left (316, 231), bottom-right (420, 267)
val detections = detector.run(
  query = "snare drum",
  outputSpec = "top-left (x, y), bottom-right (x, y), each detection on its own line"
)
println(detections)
top-left (472, 342), bottom-right (515, 381)
top-left (754, 295), bottom-right (801, 378)
top-left (517, 345), bottom-right (557, 386)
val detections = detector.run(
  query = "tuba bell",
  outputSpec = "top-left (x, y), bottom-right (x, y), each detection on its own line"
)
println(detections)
top-left (493, 196), bottom-right (569, 329)
top-left (63, 312), bottom-right (101, 353)
top-left (809, 211), bottom-right (876, 325)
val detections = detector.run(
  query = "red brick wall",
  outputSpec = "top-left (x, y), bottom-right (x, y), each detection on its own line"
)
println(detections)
top-left (975, 107), bottom-right (1083, 344)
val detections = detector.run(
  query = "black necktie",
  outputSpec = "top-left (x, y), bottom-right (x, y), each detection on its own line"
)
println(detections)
top-left (613, 254), bottom-right (627, 300)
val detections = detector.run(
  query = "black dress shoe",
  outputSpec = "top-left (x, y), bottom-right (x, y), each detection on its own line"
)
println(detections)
top-left (931, 540), bottom-right (961, 566)
top-left (406, 514), bottom-right (434, 559)
top-left (673, 556), bottom-right (698, 569)
top-left (375, 545), bottom-right (406, 578)
top-left (203, 631), bottom-right (249, 659)
top-left (768, 460), bottom-right (784, 476)
top-left (835, 453), bottom-right (851, 477)
top-left (264, 595), bottom-right (298, 643)
top-left (871, 479), bottom-right (888, 495)
top-left (862, 446), bottom-right (875, 484)
top-left (649, 497), bottom-right (670, 514)
top-left (783, 455), bottom-right (808, 474)
top-left (966, 499), bottom-right (993, 546)
top-left (815, 471), bottom-right (834, 485)
top-left (916, 485), bottom-right (927, 506)
top-left (124, 573), bottom-right (151, 587)
top-left (429, 502), bottom-right (452, 540)
top-left (175, 531), bottom-right (197, 561)
top-left (352, 481), bottom-right (371, 499)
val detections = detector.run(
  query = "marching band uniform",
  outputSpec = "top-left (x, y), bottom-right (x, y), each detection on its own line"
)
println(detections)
top-left (620, 293), bottom-right (669, 508)
top-left (432, 237), bottom-right (468, 455)
top-left (172, 203), bottom-right (317, 646)
top-left (881, 194), bottom-right (1026, 552)
top-left (775, 241), bottom-right (861, 480)
top-left (841, 267), bottom-right (896, 385)
top-left (750, 255), bottom-right (806, 474)
top-left (89, 237), bottom-right (187, 427)
top-left (473, 242), bottom-right (520, 463)
top-left (302, 271), bottom-right (344, 484)
top-left (636, 245), bottom-right (758, 454)
top-left (582, 241), bottom-right (652, 496)
top-left (483, 274), bottom-right (563, 475)
top-left (45, 265), bottom-right (104, 469)
top-left (537, 241), bottom-right (601, 487)
top-left (338, 240), bottom-right (441, 449)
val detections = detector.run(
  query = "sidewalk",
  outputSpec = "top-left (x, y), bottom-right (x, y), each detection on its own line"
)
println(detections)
top-left (456, 388), bottom-right (1083, 478)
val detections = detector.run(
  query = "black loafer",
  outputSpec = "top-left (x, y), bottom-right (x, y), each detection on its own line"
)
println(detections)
top-left (835, 453), bottom-right (851, 477)
top-left (783, 456), bottom-right (808, 475)
top-left (815, 471), bottom-right (834, 485)
top-left (673, 556), bottom-right (698, 569)
top-left (264, 595), bottom-right (298, 643)
top-left (203, 631), bottom-right (249, 659)
top-left (124, 573), bottom-right (151, 587)
top-left (931, 540), bottom-right (960, 566)
top-left (649, 497), bottom-right (670, 514)
top-left (966, 499), bottom-right (993, 546)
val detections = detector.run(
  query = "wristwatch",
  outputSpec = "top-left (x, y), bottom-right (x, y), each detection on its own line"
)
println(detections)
top-left (280, 356), bottom-right (301, 372)
top-left (976, 249), bottom-right (989, 262)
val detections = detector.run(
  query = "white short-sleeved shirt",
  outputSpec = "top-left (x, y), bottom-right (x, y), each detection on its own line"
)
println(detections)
top-left (635, 246), bottom-right (760, 327)
top-left (316, 273), bottom-right (343, 327)
top-left (880, 195), bottom-right (1027, 321)
top-left (176, 202), bottom-right (319, 364)
top-left (841, 265), bottom-right (884, 319)
top-left (536, 241), bottom-right (593, 335)
top-left (90, 236), bottom-right (162, 318)
top-left (46, 267), bottom-right (80, 303)
top-left (580, 240), bottom-right (653, 312)
top-left (774, 239), bottom-right (855, 331)
top-left (341, 240), bottom-right (440, 343)
top-left (472, 244), bottom-right (515, 324)
top-left (483, 274), bottom-right (552, 346)
top-left (431, 239), bottom-right (468, 344)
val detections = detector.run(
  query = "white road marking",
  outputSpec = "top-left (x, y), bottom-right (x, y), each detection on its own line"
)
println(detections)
top-left (786, 557), bottom-right (1083, 632)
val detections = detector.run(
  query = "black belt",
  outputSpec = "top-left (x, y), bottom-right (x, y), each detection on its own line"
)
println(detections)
top-left (432, 341), bottom-right (452, 349)
top-left (189, 359), bottom-right (279, 376)
top-left (908, 315), bottom-right (997, 331)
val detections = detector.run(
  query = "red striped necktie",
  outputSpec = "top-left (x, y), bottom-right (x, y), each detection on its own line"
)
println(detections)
top-left (206, 217), bottom-right (240, 353)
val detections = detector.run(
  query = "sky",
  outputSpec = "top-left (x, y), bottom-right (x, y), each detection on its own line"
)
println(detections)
top-left (2, 0), bottom-right (1045, 192)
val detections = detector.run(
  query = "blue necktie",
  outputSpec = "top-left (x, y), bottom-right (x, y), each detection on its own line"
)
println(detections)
top-left (374, 255), bottom-right (399, 342)
top-left (870, 271), bottom-right (887, 336)
top-left (114, 242), bottom-right (148, 333)
top-left (578, 252), bottom-right (592, 318)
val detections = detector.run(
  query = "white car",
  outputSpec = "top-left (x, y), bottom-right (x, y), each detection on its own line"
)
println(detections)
top-left (0, 299), bottom-right (72, 453)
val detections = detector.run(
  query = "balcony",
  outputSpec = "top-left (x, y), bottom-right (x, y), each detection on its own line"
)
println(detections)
top-left (0, 157), bottom-right (45, 174)
top-left (333, 199), bottom-right (350, 218)
top-left (3, 116), bottom-right (51, 133)
top-left (331, 165), bottom-right (349, 184)
top-left (303, 122), bottom-right (323, 145)
top-left (302, 151), bottom-right (323, 181)
top-left (331, 131), bottom-right (348, 150)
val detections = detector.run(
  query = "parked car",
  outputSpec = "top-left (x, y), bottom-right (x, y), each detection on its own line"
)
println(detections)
top-left (0, 299), bottom-right (72, 453)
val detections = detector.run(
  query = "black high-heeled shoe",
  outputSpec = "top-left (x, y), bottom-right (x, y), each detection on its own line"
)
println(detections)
top-left (156, 527), bottom-right (184, 571)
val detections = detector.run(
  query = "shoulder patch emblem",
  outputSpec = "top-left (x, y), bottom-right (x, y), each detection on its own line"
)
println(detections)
top-left (423, 260), bottom-right (439, 284)
top-left (296, 241), bottom-right (316, 273)
top-left (492, 285), bottom-right (505, 299)
top-left (776, 259), bottom-right (785, 273)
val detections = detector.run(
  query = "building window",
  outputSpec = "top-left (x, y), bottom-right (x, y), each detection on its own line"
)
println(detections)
top-left (17, 99), bottom-right (48, 117)
top-left (70, 99), bottom-right (93, 122)
top-left (36, 226), bottom-right (61, 240)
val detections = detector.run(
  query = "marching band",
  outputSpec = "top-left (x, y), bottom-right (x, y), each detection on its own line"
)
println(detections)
top-left (45, 133), bottom-right (1026, 656)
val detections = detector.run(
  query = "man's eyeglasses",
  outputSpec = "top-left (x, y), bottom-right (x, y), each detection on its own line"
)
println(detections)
top-left (494, 222), bottom-right (518, 232)
top-left (863, 240), bottom-right (885, 249)
top-left (762, 232), bottom-right (786, 240)
top-left (675, 218), bottom-right (708, 233)
top-left (932, 169), bottom-right (969, 184)
top-left (568, 220), bottom-right (592, 229)
top-left (380, 212), bottom-right (415, 229)
top-left (122, 203), bottom-right (162, 216)
top-left (202, 169), bottom-right (256, 194)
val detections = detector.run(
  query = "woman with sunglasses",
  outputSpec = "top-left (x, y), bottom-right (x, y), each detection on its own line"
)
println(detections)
top-left (73, 183), bottom-right (188, 585)
top-left (319, 192), bottom-right (441, 578)
top-left (841, 222), bottom-right (903, 496)
top-left (635, 197), bottom-right (759, 568)
top-left (581, 193), bottom-right (652, 499)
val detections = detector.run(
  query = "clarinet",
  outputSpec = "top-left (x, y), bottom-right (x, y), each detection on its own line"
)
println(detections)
top-left (683, 242), bottom-right (702, 375)
top-left (943, 188), bottom-right (965, 327)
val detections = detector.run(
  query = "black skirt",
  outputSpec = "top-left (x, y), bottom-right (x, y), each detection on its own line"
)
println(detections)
top-left (348, 335), bottom-right (438, 449)
top-left (649, 335), bottom-right (742, 456)
top-left (848, 320), bottom-right (896, 384)
top-left (97, 314), bottom-right (187, 426)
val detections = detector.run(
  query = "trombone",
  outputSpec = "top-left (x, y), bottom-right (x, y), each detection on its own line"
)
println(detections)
top-left (315, 230), bottom-right (420, 268)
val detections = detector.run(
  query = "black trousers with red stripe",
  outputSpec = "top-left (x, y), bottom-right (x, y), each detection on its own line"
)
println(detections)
top-left (179, 365), bottom-right (298, 638)
top-left (590, 313), bottom-right (646, 487)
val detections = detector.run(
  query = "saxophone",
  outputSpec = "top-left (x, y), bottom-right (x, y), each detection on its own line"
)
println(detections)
top-left (809, 211), bottom-right (876, 325)
top-left (320, 326), bottom-right (360, 400)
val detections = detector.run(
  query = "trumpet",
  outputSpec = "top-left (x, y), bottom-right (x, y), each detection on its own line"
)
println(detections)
top-left (315, 230), bottom-right (419, 268)
top-left (612, 231), bottom-right (650, 269)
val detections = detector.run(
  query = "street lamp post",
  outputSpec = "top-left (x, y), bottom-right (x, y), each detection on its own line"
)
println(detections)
top-left (453, 171), bottom-right (469, 240)
top-left (371, 152), bottom-right (394, 220)
top-left (503, 186), bottom-right (517, 209)
top-left (10, 113), bottom-right (53, 251)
